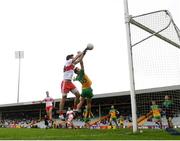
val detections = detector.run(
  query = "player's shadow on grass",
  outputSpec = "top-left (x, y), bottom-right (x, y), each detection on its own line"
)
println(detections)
top-left (165, 128), bottom-right (180, 136)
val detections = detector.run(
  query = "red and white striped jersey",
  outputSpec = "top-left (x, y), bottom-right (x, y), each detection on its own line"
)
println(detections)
top-left (63, 59), bottom-right (74, 80)
top-left (66, 110), bottom-right (74, 120)
top-left (43, 97), bottom-right (54, 107)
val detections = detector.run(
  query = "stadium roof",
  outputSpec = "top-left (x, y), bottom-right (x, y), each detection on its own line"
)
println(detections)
top-left (0, 84), bottom-right (180, 108)
top-left (94, 84), bottom-right (180, 98)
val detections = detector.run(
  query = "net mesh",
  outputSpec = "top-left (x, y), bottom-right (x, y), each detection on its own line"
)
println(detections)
top-left (131, 10), bottom-right (180, 47)
top-left (129, 10), bottom-right (180, 128)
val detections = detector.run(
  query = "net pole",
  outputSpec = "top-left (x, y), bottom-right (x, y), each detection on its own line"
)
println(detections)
top-left (123, 0), bottom-right (138, 133)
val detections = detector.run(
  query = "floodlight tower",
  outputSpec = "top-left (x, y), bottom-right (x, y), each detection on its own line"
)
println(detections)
top-left (15, 51), bottom-right (24, 103)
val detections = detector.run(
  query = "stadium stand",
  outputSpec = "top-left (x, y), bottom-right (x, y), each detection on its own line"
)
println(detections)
top-left (0, 85), bottom-right (180, 128)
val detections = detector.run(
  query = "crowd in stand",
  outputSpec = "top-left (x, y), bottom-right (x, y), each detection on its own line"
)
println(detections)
top-left (0, 118), bottom-right (40, 128)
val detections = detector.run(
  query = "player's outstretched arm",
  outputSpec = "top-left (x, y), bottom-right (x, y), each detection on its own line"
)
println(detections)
top-left (72, 51), bottom-right (85, 65)
top-left (80, 60), bottom-right (84, 70)
top-left (72, 52), bottom-right (84, 64)
top-left (72, 44), bottom-right (94, 65)
top-left (73, 51), bottom-right (85, 65)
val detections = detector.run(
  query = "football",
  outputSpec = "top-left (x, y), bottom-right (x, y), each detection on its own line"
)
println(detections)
top-left (86, 43), bottom-right (94, 50)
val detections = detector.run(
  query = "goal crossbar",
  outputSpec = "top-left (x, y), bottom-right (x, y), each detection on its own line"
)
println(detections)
top-left (129, 10), bottom-right (180, 49)
top-left (130, 18), bottom-right (180, 49)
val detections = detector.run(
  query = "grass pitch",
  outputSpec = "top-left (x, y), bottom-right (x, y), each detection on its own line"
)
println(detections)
top-left (0, 128), bottom-right (180, 140)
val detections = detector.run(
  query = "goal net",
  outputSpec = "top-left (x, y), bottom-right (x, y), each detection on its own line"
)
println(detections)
top-left (129, 10), bottom-right (180, 128)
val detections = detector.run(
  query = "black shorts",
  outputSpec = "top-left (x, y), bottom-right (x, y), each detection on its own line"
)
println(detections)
top-left (165, 109), bottom-right (173, 119)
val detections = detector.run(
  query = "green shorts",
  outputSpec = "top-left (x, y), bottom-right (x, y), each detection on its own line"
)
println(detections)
top-left (110, 117), bottom-right (117, 121)
top-left (83, 117), bottom-right (90, 123)
top-left (153, 115), bottom-right (161, 120)
top-left (81, 87), bottom-right (93, 99)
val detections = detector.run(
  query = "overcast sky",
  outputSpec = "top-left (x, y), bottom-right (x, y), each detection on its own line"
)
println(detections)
top-left (0, 0), bottom-right (180, 105)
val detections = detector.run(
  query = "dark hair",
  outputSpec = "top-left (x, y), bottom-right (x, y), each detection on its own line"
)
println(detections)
top-left (74, 67), bottom-right (78, 74)
top-left (66, 54), bottom-right (73, 60)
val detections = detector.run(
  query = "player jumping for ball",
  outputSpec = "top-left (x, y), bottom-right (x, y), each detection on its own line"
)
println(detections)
top-left (73, 56), bottom-right (93, 120)
top-left (59, 44), bottom-right (93, 119)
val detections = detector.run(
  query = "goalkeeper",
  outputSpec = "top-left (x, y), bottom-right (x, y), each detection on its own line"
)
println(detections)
top-left (162, 95), bottom-right (174, 128)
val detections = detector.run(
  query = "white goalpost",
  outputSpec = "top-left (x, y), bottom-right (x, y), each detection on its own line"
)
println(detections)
top-left (124, 0), bottom-right (180, 133)
top-left (123, 0), bottom-right (138, 133)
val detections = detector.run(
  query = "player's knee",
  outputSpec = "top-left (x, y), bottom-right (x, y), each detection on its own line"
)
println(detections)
top-left (80, 97), bottom-right (85, 102)
top-left (62, 94), bottom-right (67, 99)
top-left (87, 102), bottom-right (91, 107)
top-left (72, 88), bottom-right (79, 95)
top-left (76, 93), bottom-right (80, 98)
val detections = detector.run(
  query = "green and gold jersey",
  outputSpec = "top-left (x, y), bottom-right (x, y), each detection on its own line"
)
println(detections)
top-left (75, 70), bottom-right (92, 89)
top-left (109, 109), bottom-right (117, 118)
top-left (151, 105), bottom-right (161, 117)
